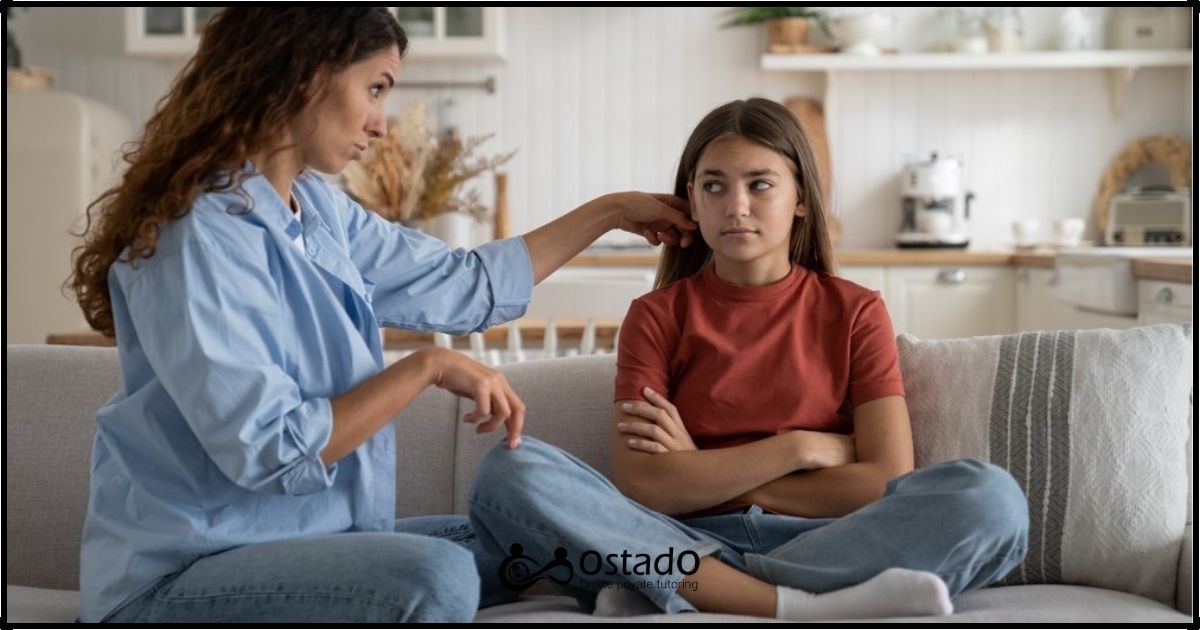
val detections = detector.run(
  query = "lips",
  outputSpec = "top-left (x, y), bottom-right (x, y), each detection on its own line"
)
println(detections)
top-left (721, 227), bottom-right (758, 235)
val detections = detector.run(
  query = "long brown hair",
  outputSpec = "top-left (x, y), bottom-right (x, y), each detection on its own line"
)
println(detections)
top-left (69, 8), bottom-right (407, 337)
top-left (655, 98), bottom-right (834, 289)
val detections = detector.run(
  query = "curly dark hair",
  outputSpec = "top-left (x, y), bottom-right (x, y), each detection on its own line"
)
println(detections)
top-left (69, 8), bottom-right (407, 337)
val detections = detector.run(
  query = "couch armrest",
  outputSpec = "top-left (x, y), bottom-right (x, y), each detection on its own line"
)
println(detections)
top-left (1178, 519), bottom-right (1192, 615)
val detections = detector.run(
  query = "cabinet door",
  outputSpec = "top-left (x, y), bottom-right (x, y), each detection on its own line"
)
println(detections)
top-left (837, 266), bottom-right (886, 292)
top-left (391, 7), bottom-right (505, 59)
top-left (126, 7), bottom-right (221, 55)
top-left (1015, 267), bottom-right (1078, 332)
top-left (1138, 280), bottom-right (1193, 326)
top-left (885, 266), bottom-right (1015, 339)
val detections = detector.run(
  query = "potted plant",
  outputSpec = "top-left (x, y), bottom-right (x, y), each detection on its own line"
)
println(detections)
top-left (721, 7), bottom-right (833, 53)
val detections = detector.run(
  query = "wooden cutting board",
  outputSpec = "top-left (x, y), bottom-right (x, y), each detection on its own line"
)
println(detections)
top-left (785, 97), bottom-right (842, 246)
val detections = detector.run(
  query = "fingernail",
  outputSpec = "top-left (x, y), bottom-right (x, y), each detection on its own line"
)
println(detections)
top-left (513, 436), bottom-right (522, 449)
top-left (621, 402), bottom-right (632, 411)
top-left (643, 387), bottom-right (654, 396)
top-left (627, 439), bottom-right (637, 446)
top-left (617, 422), bottom-right (627, 429)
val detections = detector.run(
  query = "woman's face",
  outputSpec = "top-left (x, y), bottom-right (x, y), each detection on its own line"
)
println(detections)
top-left (687, 135), bottom-right (803, 270)
top-left (291, 46), bottom-right (402, 174)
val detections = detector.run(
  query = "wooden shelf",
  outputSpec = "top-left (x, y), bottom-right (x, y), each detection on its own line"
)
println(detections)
top-left (761, 49), bottom-right (1192, 72)
top-left (761, 49), bottom-right (1192, 117)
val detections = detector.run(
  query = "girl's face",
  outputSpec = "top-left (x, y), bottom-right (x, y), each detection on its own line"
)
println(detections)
top-left (291, 46), bottom-right (401, 174)
top-left (687, 135), bottom-right (803, 274)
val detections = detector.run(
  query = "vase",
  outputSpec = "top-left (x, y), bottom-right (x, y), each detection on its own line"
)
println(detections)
top-left (766, 18), bottom-right (812, 53)
top-left (422, 212), bottom-right (475, 250)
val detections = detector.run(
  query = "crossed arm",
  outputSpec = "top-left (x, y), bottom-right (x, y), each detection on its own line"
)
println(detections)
top-left (608, 390), bottom-right (915, 518)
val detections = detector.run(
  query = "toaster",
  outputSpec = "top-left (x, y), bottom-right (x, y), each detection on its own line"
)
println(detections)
top-left (1105, 187), bottom-right (1191, 246)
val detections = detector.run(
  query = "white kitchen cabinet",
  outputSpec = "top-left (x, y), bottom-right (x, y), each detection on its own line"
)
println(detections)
top-left (125, 8), bottom-right (505, 60)
top-left (884, 266), bottom-right (1015, 339)
top-left (837, 265), bottom-right (886, 292)
top-left (1137, 280), bottom-right (1193, 326)
top-left (1014, 267), bottom-right (1078, 332)
top-left (125, 7), bottom-right (223, 55)
top-left (391, 7), bottom-right (505, 59)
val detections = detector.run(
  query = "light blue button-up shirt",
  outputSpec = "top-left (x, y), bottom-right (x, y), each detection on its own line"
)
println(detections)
top-left (78, 168), bottom-right (533, 622)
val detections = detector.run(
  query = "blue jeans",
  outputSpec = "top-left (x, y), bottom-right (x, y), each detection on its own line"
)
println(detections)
top-left (468, 437), bottom-right (1029, 614)
top-left (106, 517), bottom-right (481, 623)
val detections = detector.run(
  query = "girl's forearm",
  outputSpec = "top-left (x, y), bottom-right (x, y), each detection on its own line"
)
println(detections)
top-left (739, 461), bottom-right (908, 518)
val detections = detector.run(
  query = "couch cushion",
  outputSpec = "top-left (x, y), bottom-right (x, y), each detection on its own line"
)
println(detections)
top-left (897, 324), bottom-right (1192, 607)
top-left (472, 585), bottom-right (1189, 623)
top-left (9, 584), bottom-right (1187, 624)
top-left (5, 345), bottom-right (119, 591)
top-left (394, 386), bottom-right (459, 518)
top-left (452, 354), bottom-right (616, 512)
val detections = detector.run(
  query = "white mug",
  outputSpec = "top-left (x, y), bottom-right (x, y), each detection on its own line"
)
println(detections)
top-left (1011, 219), bottom-right (1040, 247)
top-left (1054, 218), bottom-right (1085, 247)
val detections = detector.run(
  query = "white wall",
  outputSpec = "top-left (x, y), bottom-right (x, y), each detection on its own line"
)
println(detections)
top-left (13, 7), bottom-right (1191, 249)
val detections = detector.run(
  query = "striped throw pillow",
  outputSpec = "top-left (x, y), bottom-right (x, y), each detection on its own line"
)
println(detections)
top-left (897, 324), bottom-right (1192, 606)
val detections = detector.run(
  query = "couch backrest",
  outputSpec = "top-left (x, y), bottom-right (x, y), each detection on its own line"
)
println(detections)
top-left (4, 345), bottom-right (462, 590)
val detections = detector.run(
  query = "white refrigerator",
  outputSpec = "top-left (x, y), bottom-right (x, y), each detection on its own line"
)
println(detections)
top-left (5, 90), bottom-right (132, 344)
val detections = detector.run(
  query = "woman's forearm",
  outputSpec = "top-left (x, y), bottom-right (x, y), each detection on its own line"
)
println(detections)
top-left (322, 350), bottom-right (436, 466)
top-left (521, 200), bottom-right (616, 284)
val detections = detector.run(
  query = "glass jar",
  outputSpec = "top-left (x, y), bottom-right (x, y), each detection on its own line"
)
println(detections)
top-left (985, 8), bottom-right (1024, 53)
top-left (954, 9), bottom-right (988, 54)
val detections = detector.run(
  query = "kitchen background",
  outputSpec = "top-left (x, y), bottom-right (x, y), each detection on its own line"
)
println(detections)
top-left (6, 6), bottom-right (1194, 347)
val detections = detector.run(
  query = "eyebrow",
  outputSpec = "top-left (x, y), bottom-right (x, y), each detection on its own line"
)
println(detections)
top-left (381, 71), bottom-right (396, 88)
top-left (700, 168), bottom-right (782, 178)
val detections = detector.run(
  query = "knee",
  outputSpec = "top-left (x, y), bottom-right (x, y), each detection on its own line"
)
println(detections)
top-left (928, 459), bottom-right (1029, 545)
top-left (393, 538), bottom-right (480, 622)
top-left (470, 436), bottom-right (568, 504)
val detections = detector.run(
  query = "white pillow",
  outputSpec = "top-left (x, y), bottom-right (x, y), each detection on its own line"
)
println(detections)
top-left (897, 324), bottom-right (1192, 606)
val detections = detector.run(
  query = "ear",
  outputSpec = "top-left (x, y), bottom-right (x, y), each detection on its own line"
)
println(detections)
top-left (686, 182), bottom-right (696, 220)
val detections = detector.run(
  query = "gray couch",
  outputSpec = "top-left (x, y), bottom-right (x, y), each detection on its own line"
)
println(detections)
top-left (5, 344), bottom-right (1192, 623)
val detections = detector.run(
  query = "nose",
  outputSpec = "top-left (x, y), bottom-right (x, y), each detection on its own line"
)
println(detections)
top-left (725, 187), bottom-right (751, 218)
top-left (365, 111), bottom-right (386, 140)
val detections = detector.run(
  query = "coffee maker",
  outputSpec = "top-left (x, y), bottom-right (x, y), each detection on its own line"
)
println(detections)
top-left (895, 152), bottom-right (974, 248)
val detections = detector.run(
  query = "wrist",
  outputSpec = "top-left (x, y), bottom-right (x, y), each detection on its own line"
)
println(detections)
top-left (584, 193), bottom-right (621, 232)
top-left (410, 347), bottom-right (443, 388)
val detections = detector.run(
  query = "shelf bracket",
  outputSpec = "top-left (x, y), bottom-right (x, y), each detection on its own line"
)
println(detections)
top-left (1106, 66), bottom-right (1136, 118)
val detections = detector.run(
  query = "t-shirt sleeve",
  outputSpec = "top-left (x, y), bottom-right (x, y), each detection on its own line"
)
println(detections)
top-left (613, 298), bottom-right (673, 403)
top-left (848, 292), bottom-right (906, 407)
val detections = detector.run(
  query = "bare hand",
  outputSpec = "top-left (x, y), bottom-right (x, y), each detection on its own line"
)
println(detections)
top-left (419, 348), bottom-right (525, 449)
top-left (801, 432), bottom-right (857, 469)
top-left (603, 192), bottom-right (697, 248)
top-left (616, 386), bottom-right (697, 453)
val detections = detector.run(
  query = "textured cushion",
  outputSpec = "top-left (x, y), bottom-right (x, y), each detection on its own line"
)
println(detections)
top-left (472, 585), bottom-right (1189, 623)
top-left (394, 386), bottom-right (459, 518)
top-left (897, 324), bottom-right (1192, 606)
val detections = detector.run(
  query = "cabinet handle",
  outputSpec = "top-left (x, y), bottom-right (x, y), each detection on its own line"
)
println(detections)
top-left (1155, 287), bottom-right (1174, 304)
top-left (937, 268), bottom-right (967, 284)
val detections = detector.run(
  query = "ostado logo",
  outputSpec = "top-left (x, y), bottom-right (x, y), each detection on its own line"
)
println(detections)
top-left (498, 543), bottom-right (700, 591)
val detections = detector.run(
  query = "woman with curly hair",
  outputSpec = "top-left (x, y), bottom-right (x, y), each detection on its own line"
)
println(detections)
top-left (70, 8), bottom-right (693, 623)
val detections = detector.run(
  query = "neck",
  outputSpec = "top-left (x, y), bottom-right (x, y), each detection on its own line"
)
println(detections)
top-left (250, 145), bottom-right (304, 209)
top-left (712, 253), bottom-right (792, 287)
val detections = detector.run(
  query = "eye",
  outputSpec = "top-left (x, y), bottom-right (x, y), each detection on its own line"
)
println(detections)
top-left (750, 179), bottom-right (773, 191)
top-left (701, 181), bottom-right (725, 193)
top-left (370, 84), bottom-right (386, 98)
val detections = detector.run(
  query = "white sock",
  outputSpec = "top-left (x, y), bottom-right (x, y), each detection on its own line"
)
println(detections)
top-left (775, 568), bottom-right (953, 621)
top-left (593, 583), bottom-right (662, 617)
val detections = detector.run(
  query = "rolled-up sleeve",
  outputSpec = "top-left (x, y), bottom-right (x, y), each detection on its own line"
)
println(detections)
top-left (122, 240), bottom-right (338, 495)
top-left (339, 193), bottom-right (533, 334)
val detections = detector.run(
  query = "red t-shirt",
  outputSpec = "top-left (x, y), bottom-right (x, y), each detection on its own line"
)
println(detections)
top-left (614, 264), bottom-right (905, 450)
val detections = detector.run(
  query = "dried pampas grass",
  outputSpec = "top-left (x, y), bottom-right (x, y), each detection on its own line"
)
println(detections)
top-left (342, 100), bottom-right (515, 224)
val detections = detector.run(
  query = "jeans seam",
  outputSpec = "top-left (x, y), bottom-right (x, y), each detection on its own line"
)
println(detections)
top-left (936, 542), bottom-right (1030, 590)
top-left (155, 590), bottom-right (410, 608)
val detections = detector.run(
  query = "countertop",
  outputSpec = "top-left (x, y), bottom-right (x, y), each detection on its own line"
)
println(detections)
top-left (568, 247), bottom-right (1192, 284)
